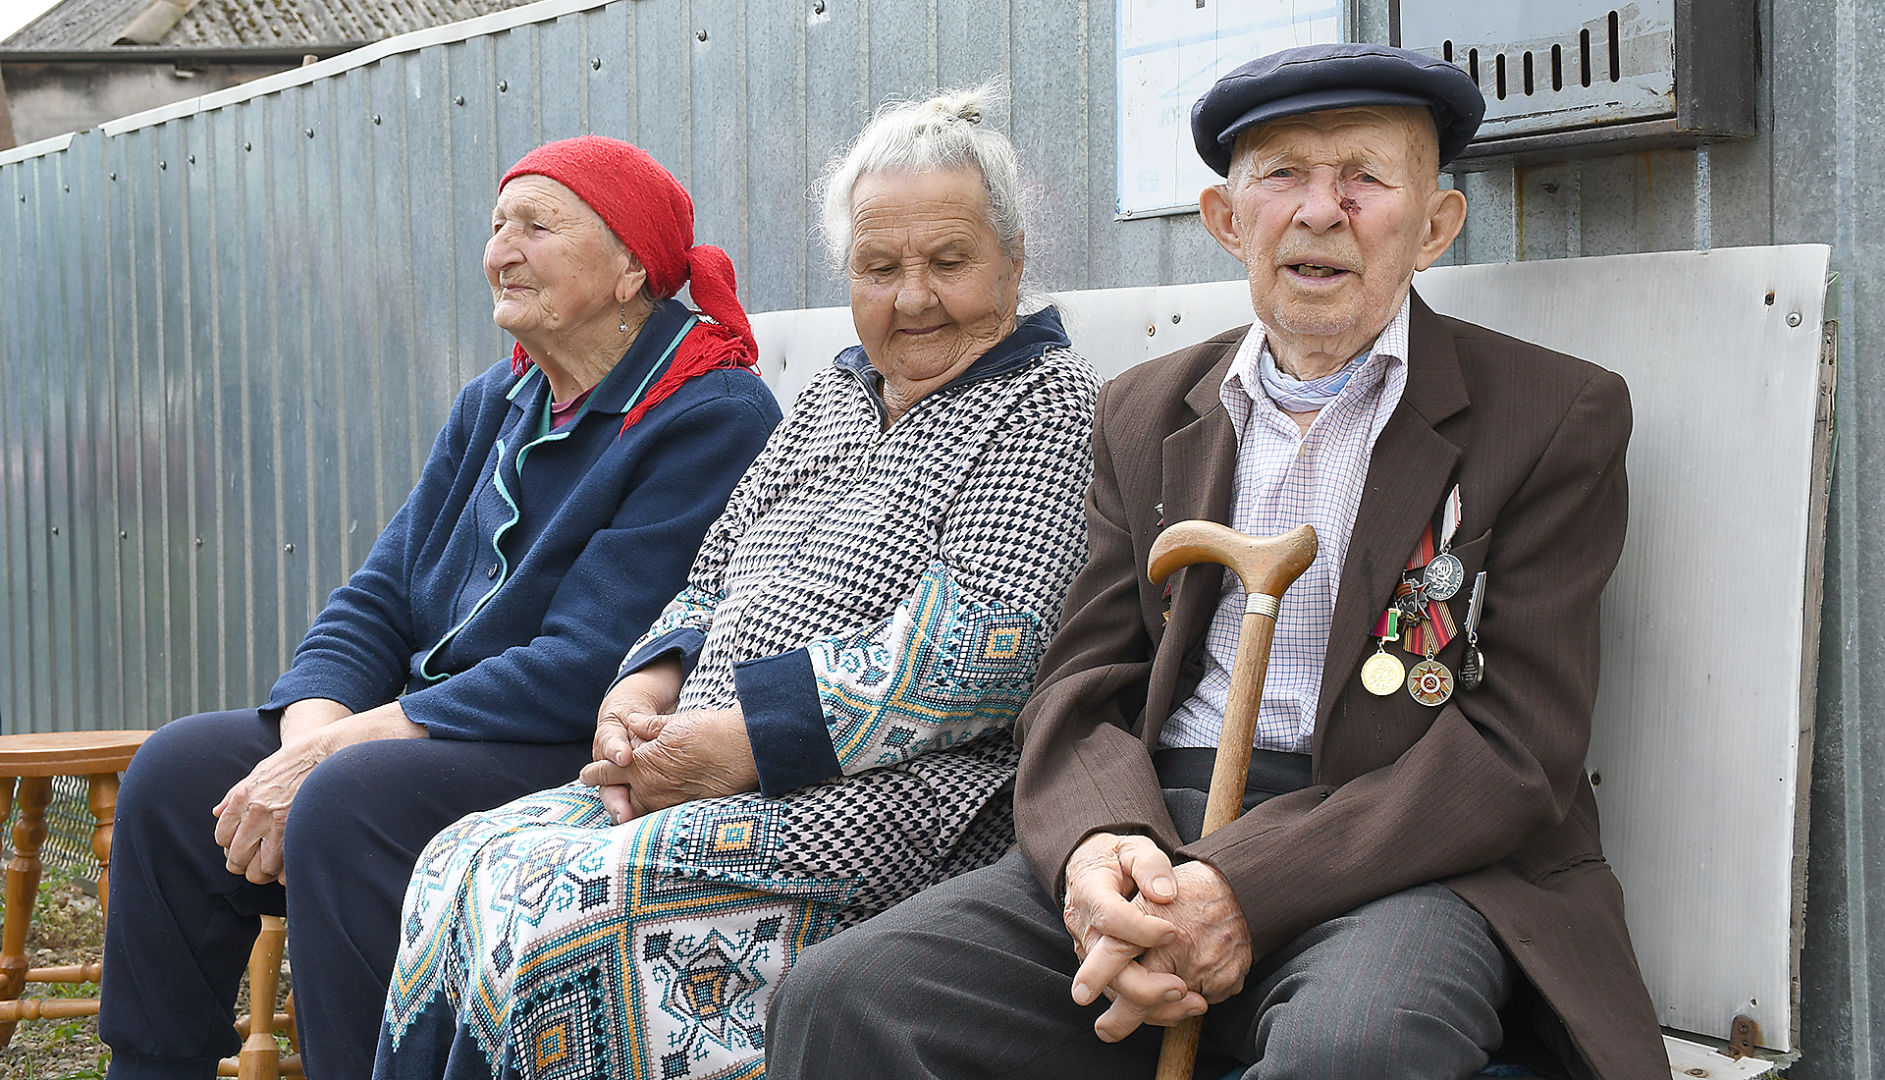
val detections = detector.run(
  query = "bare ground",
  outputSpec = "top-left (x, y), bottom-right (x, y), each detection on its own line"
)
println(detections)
top-left (0, 875), bottom-right (107, 1080)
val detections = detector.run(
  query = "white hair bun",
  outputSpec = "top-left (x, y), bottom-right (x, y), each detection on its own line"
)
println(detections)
top-left (925, 89), bottom-right (985, 125)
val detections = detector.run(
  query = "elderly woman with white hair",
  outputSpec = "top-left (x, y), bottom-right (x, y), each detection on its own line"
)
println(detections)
top-left (373, 85), bottom-right (1099, 1080)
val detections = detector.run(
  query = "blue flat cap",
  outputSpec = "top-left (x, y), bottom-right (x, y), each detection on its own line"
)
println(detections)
top-left (1191, 43), bottom-right (1486, 176)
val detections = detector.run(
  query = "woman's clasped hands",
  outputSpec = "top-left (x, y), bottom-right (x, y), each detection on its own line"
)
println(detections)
top-left (582, 659), bottom-right (760, 823)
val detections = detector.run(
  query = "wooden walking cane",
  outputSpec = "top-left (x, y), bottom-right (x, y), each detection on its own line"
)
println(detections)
top-left (1144, 520), bottom-right (1317, 1080)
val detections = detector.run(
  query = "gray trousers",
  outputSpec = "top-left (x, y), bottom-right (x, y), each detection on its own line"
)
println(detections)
top-left (766, 751), bottom-right (1513, 1079)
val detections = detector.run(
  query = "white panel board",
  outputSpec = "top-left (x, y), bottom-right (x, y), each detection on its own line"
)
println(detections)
top-left (1415, 246), bottom-right (1832, 1052)
top-left (747, 245), bottom-right (1833, 1055)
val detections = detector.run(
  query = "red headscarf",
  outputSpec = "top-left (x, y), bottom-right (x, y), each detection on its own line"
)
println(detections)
top-left (499, 136), bottom-right (759, 431)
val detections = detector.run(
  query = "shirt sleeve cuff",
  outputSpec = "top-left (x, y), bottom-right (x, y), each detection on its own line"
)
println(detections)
top-left (733, 648), bottom-right (840, 796)
top-left (614, 628), bottom-right (708, 687)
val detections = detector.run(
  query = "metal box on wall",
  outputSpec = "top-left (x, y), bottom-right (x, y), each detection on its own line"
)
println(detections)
top-left (1393, 0), bottom-right (1759, 164)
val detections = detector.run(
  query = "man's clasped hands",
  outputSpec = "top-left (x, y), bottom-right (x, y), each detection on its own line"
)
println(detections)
top-left (1063, 832), bottom-right (1254, 1042)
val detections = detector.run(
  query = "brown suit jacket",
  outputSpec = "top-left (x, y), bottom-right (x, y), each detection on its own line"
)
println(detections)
top-left (1014, 292), bottom-right (1666, 1080)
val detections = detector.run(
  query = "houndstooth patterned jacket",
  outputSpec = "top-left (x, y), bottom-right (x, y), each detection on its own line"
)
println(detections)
top-left (616, 308), bottom-right (1097, 914)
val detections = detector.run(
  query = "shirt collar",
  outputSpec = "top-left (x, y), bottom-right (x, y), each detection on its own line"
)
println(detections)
top-left (1222, 293), bottom-right (1412, 428)
top-left (836, 305), bottom-right (1072, 413)
top-left (506, 298), bottom-right (697, 416)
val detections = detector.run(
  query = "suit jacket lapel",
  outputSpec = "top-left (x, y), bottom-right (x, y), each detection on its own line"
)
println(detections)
top-left (1157, 335), bottom-right (1241, 658)
top-left (1314, 293), bottom-right (1472, 751)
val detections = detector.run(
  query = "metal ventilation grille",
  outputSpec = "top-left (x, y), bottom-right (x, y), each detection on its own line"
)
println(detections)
top-left (1399, 1), bottom-right (1677, 139)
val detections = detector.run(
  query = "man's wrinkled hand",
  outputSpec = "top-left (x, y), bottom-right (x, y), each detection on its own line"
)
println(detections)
top-left (1061, 833), bottom-right (1196, 1038)
top-left (1129, 859), bottom-right (1252, 1002)
top-left (1062, 837), bottom-right (1252, 1042)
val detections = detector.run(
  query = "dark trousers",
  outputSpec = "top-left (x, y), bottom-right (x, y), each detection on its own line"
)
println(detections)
top-left (767, 749), bottom-right (1514, 1079)
top-left (99, 709), bottom-right (590, 1080)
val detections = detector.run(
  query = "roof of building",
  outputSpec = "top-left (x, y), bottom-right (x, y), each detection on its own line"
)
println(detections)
top-left (1, 0), bottom-right (534, 52)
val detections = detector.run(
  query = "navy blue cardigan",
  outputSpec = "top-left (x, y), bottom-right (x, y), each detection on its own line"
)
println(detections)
top-left (265, 300), bottom-right (783, 743)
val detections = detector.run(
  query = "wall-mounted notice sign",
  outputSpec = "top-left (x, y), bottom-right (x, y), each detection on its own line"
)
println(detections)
top-left (1116, 0), bottom-right (1344, 218)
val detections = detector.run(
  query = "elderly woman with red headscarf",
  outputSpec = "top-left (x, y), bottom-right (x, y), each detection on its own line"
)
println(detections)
top-left (98, 137), bottom-right (782, 1080)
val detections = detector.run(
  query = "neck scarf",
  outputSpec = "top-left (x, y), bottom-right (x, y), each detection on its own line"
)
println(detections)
top-left (1258, 344), bottom-right (1369, 413)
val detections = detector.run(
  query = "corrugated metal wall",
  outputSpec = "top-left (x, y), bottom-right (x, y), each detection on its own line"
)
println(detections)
top-left (0, 0), bottom-right (1878, 1072)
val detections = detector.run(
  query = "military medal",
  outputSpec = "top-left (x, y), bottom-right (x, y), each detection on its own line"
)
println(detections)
top-left (1422, 487), bottom-right (1465, 601)
top-left (1458, 571), bottom-right (1487, 691)
top-left (1407, 657), bottom-right (1454, 705)
top-left (1361, 610), bottom-right (1406, 696)
top-left (1403, 580), bottom-right (1459, 707)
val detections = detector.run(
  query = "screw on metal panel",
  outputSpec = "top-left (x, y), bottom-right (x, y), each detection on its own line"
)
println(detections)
top-left (696, 28), bottom-right (708, 41)
top-left (498, 80), bottom-right (508, 92)
top-left (1170, 313), bottom-right (1181, 324)
top-left (194, 537), bottom-right (203, 547)
top-left (305, 128), bottom-right (315, 138)
top-left (51, 526), bottom-right (58, 535)
top-left (455, 96), bottom-right (467, 106)
top-left (187, 154), bottom-right (195, 164)
top-left (1145, 324), bottom-right (1156, 336)
top-left (373, 114), bottom-right (383, 125)
top-left (244, 141), bottom-right (252, 151)
top-left (813, 0), bottom-right (825, 11)
top-left (159, 161), bottom-right (167, 169)
top-left (284, 543), bottom-right (295, 553)
top-left (109, 172), bottom-right (118, 180)
top-left (1786, 312), bottom-right (1803, 327)
top-left (1590, 772), bottom-right (1601, 786)
top-left (119, 530), bottom-right (127, 539)
top-left (63, 185), bottom-right (69, 192)
top-left (591, 57), bottom-right (602, 70)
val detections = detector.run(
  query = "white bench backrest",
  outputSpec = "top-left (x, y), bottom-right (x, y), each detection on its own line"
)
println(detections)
top-left (747, 244), bottom-right (1835, 1055)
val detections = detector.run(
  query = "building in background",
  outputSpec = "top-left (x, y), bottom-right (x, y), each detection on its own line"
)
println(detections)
top-left (0, 0), bottom-right (529, 148)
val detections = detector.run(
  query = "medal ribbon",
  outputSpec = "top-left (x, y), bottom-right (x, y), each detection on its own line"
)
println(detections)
top-left (1370, 608), bottom-right (1402, 640)
top-left (1439, 486), bottom-right (1462, 551)
top-left (1388, 523), bottom-right (1457, 655)
top-left (1406, 597), bottom-right (1458, 655)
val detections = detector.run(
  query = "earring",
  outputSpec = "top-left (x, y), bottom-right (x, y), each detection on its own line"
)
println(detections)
top-left (619, 304), bottom-right (629, 333)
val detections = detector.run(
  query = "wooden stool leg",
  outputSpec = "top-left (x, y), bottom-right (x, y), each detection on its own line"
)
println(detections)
top-left (0, 776), bottom-right (53, 1049)
top-left (85, 771), bottom-right (119, 921)
top-left (238, 915), bottom-right (286, 1080)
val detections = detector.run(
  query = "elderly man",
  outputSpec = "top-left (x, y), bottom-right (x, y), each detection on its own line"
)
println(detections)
top-left (766, 43), bottom-right (1665, 1080)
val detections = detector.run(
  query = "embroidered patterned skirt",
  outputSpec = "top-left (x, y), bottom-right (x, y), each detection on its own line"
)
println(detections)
top-left (376, 740), bottom-right (1016, 1080)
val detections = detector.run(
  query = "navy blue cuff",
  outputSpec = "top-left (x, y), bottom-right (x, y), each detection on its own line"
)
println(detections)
top-left (262, 669), bottom-right (379, 719)
top-left (615, 628), bottom-right (707, 687)
top-left (734, 649), bottom-right (840, 796)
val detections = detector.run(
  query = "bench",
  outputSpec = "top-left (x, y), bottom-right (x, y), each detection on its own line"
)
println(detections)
top-left (748, 243), bottom-right (1837, 1077)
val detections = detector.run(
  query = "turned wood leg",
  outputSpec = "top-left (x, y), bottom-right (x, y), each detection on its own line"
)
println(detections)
top-left (86, 772), bottom-right (119, 921)
top-left (0, 776), bottom-right (53, 1049)
top-left (238, 915), bottom-right (287, 1080)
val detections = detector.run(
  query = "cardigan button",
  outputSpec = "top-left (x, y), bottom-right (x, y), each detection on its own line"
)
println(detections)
top-left (487, 562), bottom-right (500, 579)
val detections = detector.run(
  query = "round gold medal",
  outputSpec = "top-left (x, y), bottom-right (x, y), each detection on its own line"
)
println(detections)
top-left (1407, 659), bottom-right (1455, 706)
top-left (1360, 651), bottom-right (1405, 696)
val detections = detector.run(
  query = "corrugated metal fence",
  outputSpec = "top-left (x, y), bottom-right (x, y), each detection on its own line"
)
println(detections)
top-left (1, 0), bottom-right (1879, 1073)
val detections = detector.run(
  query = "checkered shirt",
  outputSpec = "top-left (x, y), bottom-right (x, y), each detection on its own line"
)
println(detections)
top-left (1161, 296), bottom-right (1411, 753)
